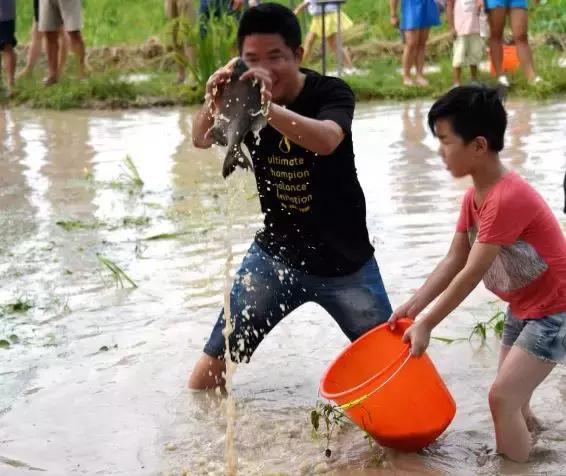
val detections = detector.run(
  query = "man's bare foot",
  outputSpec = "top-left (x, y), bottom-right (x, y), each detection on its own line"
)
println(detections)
top-left (43, 76), bottom-right (58, 87)
top-left (415, 75), bottom-right (429, 86)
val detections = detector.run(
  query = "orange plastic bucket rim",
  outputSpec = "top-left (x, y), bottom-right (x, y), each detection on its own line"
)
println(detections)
top-left (319, 320), bottom-right (411, 402)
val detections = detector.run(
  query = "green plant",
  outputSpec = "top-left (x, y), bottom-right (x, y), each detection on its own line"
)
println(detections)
top-left (120, 155), bottom-right (144, 188)
top-left (97, 254), bottom-right (138, 288)
top-left (177, 13), bottom-right (238, 90)
top-left (310, 400), bottom-right (347, 457)
top-left (1, 297), bottom-right (34, 314)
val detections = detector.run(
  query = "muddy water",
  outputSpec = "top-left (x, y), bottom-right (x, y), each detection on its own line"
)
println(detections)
top-left (0, 101), bottom-right (564, 475)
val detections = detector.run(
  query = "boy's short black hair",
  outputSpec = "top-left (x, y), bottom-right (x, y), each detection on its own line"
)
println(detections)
top-left (237, 3), bottom-right (301, 53)
top-left (428, 85), bottom-right (507, 152)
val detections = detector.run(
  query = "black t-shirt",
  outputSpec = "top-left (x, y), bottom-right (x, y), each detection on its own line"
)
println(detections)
top-left (244, 69), bottom-right (374, 277)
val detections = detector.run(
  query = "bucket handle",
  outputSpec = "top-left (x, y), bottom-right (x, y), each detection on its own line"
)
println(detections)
top-left (336, 351), bottom-right (412, 411)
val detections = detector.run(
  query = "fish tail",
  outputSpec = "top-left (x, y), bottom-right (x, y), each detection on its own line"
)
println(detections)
top-left (222, 142), bottom-right (252, 178)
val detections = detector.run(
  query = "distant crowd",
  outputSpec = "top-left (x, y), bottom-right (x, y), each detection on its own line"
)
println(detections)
top-left (0, 0), bottom-right (543, 97)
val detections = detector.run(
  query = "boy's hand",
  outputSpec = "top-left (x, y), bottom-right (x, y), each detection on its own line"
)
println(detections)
top-left (388, 297), bottom-right (421, 329)
top-left (451, 28), bottom-right (457, 39)
top-left (390, 15), bottom-right (400, 28)
top-left (402, 320), bottom-right (432, 357)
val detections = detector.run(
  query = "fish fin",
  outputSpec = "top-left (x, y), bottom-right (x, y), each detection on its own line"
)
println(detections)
top-left (222, 142), bottom-right (253, 179)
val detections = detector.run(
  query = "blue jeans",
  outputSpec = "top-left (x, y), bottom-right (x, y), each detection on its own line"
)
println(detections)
top-left (203, 241), bottom-right (393, 362)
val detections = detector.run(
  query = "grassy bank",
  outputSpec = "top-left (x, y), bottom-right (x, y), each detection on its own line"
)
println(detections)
top-left (4, 0), bottom-right (566, 109)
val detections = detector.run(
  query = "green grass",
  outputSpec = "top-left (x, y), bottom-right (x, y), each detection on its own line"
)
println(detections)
top-left (16, 0), bottom-right (168, 46)
top-left (8, 70), bottom-right (201, 109)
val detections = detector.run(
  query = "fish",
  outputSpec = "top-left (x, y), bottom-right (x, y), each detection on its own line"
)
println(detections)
top-left (209, 58), bottom-right (267, 178)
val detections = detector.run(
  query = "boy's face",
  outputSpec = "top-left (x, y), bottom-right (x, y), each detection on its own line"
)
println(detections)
top-left (435, 119), bottom-right (482, 178)
top-left (241, 34), bottom-right (303, 103)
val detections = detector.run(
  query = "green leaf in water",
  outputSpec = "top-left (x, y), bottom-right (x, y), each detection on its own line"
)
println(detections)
top-left (143, 231), bottom-right (190, 241)
top-left (56, 219), bottom-right (101, 231)
top-left (2, 298), bottom-right (33, 313)
top-left (310, 409), bottom-right (320, 431)
top-left (97, 254), bottom-right (138, 289)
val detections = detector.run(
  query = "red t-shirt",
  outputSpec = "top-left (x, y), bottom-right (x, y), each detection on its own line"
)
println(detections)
top-left (456, 171), bottom-right (566, 319)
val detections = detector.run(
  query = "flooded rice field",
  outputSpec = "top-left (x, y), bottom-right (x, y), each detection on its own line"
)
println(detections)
top-left (0, 101), bottom-right (565, 475)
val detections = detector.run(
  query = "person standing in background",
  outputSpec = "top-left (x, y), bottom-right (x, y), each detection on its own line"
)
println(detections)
top-left (0, 0), bottom-right (17, 96)
top-left (390, 0), bottom-right (441, 86)
top-left (165, 0), bottom-right (197, 84)
top-left (39, 0), bottom-right (87, 85)
top-left (483, 0), bottom-right (541, 86)
top-left (18, 0), bottom-right (69, 79)
top-left (447, 0), bottom-right (483, 86)
top-left (294, 0), bottom-right (356, 73)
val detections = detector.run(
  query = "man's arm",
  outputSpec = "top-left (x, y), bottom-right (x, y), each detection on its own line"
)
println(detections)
top-left (192, 105), bottom-right (215, 149)
top-left (268, 104), bottom-right (345, 156)
top-left (240, 67), bottom-right (350, 156)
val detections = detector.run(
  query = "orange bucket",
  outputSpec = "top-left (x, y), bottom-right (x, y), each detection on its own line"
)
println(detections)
top-left (489, 45), bottom-right (521, 76)
top-left (320, 319), bottom-right (456, 452)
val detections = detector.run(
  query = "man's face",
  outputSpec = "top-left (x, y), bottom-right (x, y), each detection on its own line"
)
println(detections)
top-left (241, 33), bottom-right (303, 103)
top-left (435, 119), bottom-right (479, 178)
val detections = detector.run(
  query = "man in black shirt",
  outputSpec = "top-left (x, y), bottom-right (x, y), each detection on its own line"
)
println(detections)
top-left (189, 3), bottom-right (392, 389)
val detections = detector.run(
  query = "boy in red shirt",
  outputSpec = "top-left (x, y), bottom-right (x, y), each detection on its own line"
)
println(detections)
top-left (389, 85), bottom-right (566, 462)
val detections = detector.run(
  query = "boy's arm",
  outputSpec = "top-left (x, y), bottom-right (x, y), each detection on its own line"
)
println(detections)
top-left (404, 241), bottom-right (501, 356)
top-left (389, 231), bottom-right (470, 325)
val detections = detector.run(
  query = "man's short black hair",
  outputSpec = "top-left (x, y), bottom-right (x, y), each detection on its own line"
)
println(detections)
top-left (428, 85), bottom-right (507, 152)
top-left (237, 3), bottom-right (302, 53)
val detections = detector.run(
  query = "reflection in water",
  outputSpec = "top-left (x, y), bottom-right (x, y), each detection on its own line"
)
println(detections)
top-left (0, 103), bottom-right (564, 475)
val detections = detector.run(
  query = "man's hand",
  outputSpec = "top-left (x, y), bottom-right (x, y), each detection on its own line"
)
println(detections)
top-left (232, 0), bottom-right (244, 10)
top-left (204, 57), bottom-right (239, 116)
top-left (390, 15), bottom-right (400, 27)
top-left (239, 66), bottom-right (273, 114)
top-left (402, 319), bottom-right (432, 357)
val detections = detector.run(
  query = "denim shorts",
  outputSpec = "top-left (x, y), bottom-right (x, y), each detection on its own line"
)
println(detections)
top-left (502, 308), bottom-right (566, 363)
top-left (484, 0), bottom-right (527, 11)
top-left (203, 241), bottom-right (393, 363)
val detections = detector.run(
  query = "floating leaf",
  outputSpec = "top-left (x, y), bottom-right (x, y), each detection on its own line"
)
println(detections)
top-left (310, 409), bottom-right (320, 431)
